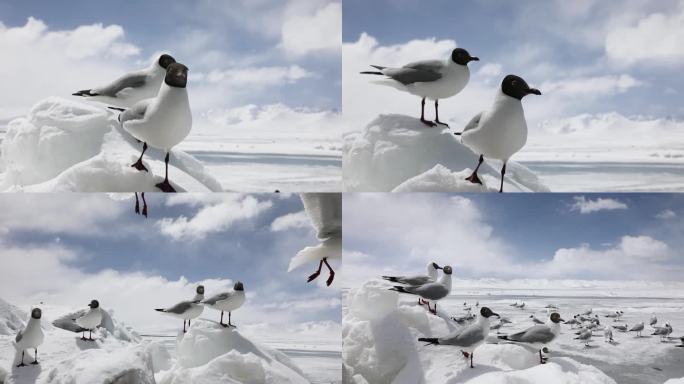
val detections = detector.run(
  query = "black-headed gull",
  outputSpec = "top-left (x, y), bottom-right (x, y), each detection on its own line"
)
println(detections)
top-left (14, 308), bottom-right (44, 367)
top-left (202, 282), bottom-right (245, 328)
top-left (389, 266), bottom-right (453, 315)
top-left (74, 300), bottom-right (102, 341)
top-left (498, 312), bottom-right (565, 364)
top-left (155, 285), bottom-right (205, 333)
top-left (382, 262), bottom-right (441, 305)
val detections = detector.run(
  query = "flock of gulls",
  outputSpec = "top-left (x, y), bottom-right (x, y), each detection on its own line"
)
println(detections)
top-left (73, 53), bottom-right (192, 193)
top-left (362, 47), bottom-right (541, 192)
top-left (382, 262), bottom-right (683, 369)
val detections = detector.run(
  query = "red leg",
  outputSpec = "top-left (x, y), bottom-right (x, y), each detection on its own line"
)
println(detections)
top-left (308, 259), bottom-right (323, 283)
top-left (323, 257), bottom-right (335, 286)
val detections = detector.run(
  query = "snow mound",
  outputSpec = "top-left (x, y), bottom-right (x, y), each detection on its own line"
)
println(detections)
top-left (158, 319), bottom-right (310, 384)
top-left (0, 299), bottom-right (26, 336)
top-left (0, 299), bottom-right (157, 384)
top-left (0, 97), bottom-right (222, 192)
top-left (52, 307), bottom-right (140, 343)
top-left (343, 114), bottom-right (549, 192)
top-left (343, 282), bottom-right (615, 384)
top-left (665, 379), bottom-right (684, 384)
top-left (393, 165), bottom-right (492, 192)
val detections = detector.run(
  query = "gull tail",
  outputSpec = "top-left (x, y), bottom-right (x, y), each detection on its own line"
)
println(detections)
top-left (389, 286), bottom-right (408, 293)
top-left (72, 89), bottom-right (98, 97)
top-left (360, 65), bottom-right (387, 75)
top-left (497, 335), bottom-right (511, 341)
top-left (382, 276), bottom-right (400, 283)
top-left (418, 337), bottom-right (439, 345)
top-left (154, 309), bottom-right (166, 313)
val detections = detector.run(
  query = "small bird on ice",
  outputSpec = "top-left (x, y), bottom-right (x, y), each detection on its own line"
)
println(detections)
top-left (650, 315), bottom-right (658, 327)
top-left (575, 328), bottom-right (593, 347)
top-left (603, 327), bottom-right (614, 343)
top-left (530, 315), bottom-right (545, 324)
top-left (75, 300), bottom-right (103, 341)
top-left (73, 54), bottom-right (176, 108)
top-left (389, 266), bottom-right (453, 315)
top-left (14, 308), bottom-right (45, 367)
top-left (652, 323), bottom-right (673, 341)
top-left (113, 62), bottom-right (192, 193)
top-left (289, 193), bottom-right (341, 286)
top-left (612, 324), bottom-right (628, 332)
top-left (155, 285), bottom-right (205, 333)
top-left (382, 262), bottom-right (441, 305)
top-left (202, 282), bottom-right (245, 328)
top-left (361, 48), bottom-right (479, 127)
top-left (418, 307), bottom-right (500, 368)
top-left (456, 74), bottom-right (541, 193)
top-left (498, 312), bottom-right (565, 364)
top-left (629, 321), bottom-right (645, 337)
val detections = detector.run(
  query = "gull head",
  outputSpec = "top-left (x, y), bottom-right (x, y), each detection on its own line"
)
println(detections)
top-left (31, 308), bottom-right (42, 319)
top-left (502, 74), bottom-right (542, 100)
top-left (196, 285), bottom-right (205, 295)
top-left (480, 307), bottom-right (500, 319)
top-left (451, 48), bottom-right (479, 66)
top-left (88, 299), bottom-right (100, 309)
top-left (550, 312), bottom-right (565, 323)
top-left (165, 63), bottom-right (189, 88)
top-left (157, 54), bottom-right (177, 69)
top-left (234, 281), bottom-right (245, 291)
top-left (442, 266), bottom-right (453, 275)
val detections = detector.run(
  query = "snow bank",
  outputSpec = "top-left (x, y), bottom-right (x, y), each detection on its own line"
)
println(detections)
top-left (342, 281), bottom-right (615, 384)
top-left (0, 299), bottom-right (26, 336)
top-left (0, 97), bottom-right (222, 192)
top-left (0, 299), bottom-right (158, 384)
top-left (52, 307), bottom-right (140, 343)
top-left (343, 114), bottom-right (549, 192)
top-left (157, 319), bottom-right (310, 384)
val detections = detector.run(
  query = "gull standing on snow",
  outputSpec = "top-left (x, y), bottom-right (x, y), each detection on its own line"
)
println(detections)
top-left (289, 193), bottom-right (342, 286)
top-left (14, 308), bottom-right (44, 367)
top-left (604, 327), bottom-right (614, 343)
top-left (612, 324), bottom-right (628, 332)
top-left (155, 285), bottom-right (205, 333)
top-left (202, 282), bottom-right (245, 328)
top-left (652, 323), bottom-right (673, 341)
top-left (361, 48), bottom-right (479, 127)
top-left (114, 62), bottom-right (192, 192)
top-left (498, 312), bottom-right (565, 364)
top-left (389, 266), bottom-right (453, 315)
top-left (73, 54), bottom-right (176, 108)
top-left (530, 315), bottom-right (545, 325)
top-left (418, 307), bottom-right (500, 368)
top-left (75, 300), bottom-right (102, 341)
top-left (650, 315), bottom-right (658, 327)
top-left (456, 75), bottom-right (541, 193)
top-left (630, 322), bottom-right (645, 337)
top-left (382, 262), bottom-right (441, 305)
top-left (575, 328), bottom-right (593, 347)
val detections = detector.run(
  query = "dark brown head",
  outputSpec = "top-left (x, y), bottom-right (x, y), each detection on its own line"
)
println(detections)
top-left (501, 74), bottom-right (542, 100)
top-left (88, 300), bottom-right (99, 309)
top-left (234, 281), bottom-right (244, 291)
top-left (451, 48), bottom-right (479, 66)
top-left (196, 285), bottom-right (205, 295)
top-left (158, 54), bottom-right (176, 69)
top-left (442, 266), bottom-right (453, 275)
top-left (550, 312), bottom-right (565, 323)
top-left (480, 307), bottom-right (499, 318)
top-left (31, 308), bottom-right (42, 319)
top-left (165, 63), bottom-right (189, 88)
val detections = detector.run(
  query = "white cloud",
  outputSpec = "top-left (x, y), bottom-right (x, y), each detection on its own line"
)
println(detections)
top-left (158, 195), bottom-right (273, 240)
top-left (193, 65), bottom-right (315, 87)
top-left (540, 74), bottom-right (642, 97)
top-left (606, 6), bottom-right (684, 66)
top-left (0, 18), bottom-right (141, 120)
top-left (570, 196), bottom-right (628, 214)
top-left (476, 63), bottom-right (503, 78)
top-left (271, 210), bottom-right (309, 232)
top-left (656, 209), bottom-right (677, 219)
top-left (281, 2), bottom-right (341, 56)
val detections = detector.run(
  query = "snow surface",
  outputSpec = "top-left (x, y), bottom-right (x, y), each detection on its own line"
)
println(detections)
top-left (342, 281), bottom-right (624, 384)
top-left (342, 114), bottom-right (549, 192)
top-left (0, 97), bottom-right (222, 192)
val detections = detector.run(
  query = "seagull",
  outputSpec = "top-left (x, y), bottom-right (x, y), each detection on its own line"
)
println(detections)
top-left (612, 324), bottom-right (628, 332)
top-left (361, 48), bottom-right (479, 127)
top-left (456, 74), bottom-right (541, 193)
top-left (134, 192), bottom-right (148, 217)
top-left (650, 315), bottom-right (658, 327)
top-left (289, 193), bottom-right (342, 286)
top-left (565, 316), bottom-right (580, 328)
top-left (155, 285), bottom-right (205, 333)
top-left (582, 309), bottom-right (593, 316)
top-left (629, 322), bottom-right (645, 337)
top-left (382, 262), bottom-right (441, 305)
top-left (419, 307), bottom-right (500, 368)
top-left (652, 323), bottom-right (673, 341)
top-left (202, 282), bottom-right (245, 328)
top-left (14, 308), bottom-right (44, 367)
top-left (112, 62), bottom-right (192, 193)
top-left (389, 266), bottom-right (453, 314)
top-left (530, 315), bottom-right (545, 325)
top-left (499, 317), bottom-right (513, 325)
top-left (73, 54), bottom-right (176, 108)
top-left (604, 327), bottom-right (614, 343)
top-left (518, 302), bottom-right (526, 310)
top-left (498, 312), bottom-right (565, 364)
top-left (74, 300), bottom-right (102, 341)
top-left (677, 336), bottom-right (684, 347)
top-left (451, 313), bottom-right (476, 325)
top-left (575, 328), bottom-right (593, 347)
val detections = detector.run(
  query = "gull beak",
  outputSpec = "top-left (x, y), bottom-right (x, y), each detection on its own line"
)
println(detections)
top-left (560, 318), bottom-right (566, 323)
top-left (528, 88), bottom-right (542, 95)
top-left (492, 312), bottom-right (500, 318)
top-left (469, 56), bottom-right (480, 62)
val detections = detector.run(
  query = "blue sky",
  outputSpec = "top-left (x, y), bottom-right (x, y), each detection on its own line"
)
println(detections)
top-left (343, 193), bottom-right (684, 285)
top-left (342, 0), bottom-right (684, 152)
top-left (0, 0), bottom-right (341, 130)
top-left (0, 193), bottom-right (340, 332)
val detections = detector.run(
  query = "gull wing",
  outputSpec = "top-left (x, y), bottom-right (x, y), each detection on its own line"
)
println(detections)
top-left (93, 71), bottom-right (149, 97)
top-left (120, 99), bottom-right (152, 125)
top-left (508, 324), bottom-right (555, 344)
top-left (202, 292), bottom-right (231, 306)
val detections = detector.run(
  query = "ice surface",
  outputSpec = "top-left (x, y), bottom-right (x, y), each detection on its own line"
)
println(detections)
top-left (343, 114), bottom-right (549, 192)
top-left (0, 299), bottom-right (26, 337)
top-left (157, 318), bottom-right (311, 384)
top-left (0, 97), bottom-right (222, 192)
top-left (342, 282), bottom-right (620, 384)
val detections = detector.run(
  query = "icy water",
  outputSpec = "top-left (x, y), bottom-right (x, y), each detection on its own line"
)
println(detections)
top-left (522, 161), bottom-right (684, 192)
top-left (441, 294), bottom-right (684, 384)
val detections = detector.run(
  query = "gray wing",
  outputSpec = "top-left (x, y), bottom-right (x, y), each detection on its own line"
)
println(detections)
top-left (403, 60), bottom-right (445, 72)
top-left (93, 72), bottom-right (149, 97)
top-left (413, 282), bottom-right (449, 300)
top-left (203, 292), bottom-right (231, 306)
top-left (462, 112), bottom-right (483, 134)
top-left (165, 301), bottom-right (193, 314)
top-left (300, 193), bottom-right (342, 240)
top-left (508, 325), bottom-right (555, 343)
top-left (120, 99), bottom-right (152, 125)
top-left (397, 275), bottom-right (431, 286)
top-left (15, 329), bottom-right (23, 343)
top-left (381, 66), bottom-right (442, 85)
top-left (441, 324), bottom-right (484, 347)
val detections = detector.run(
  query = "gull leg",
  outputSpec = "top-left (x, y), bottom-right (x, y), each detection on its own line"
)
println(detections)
top-left (308, 259), bottom-right (323, 283)
top-left (183, 320), bottom-right (186, 333)
top-left (17, 350), bottom-right (26, 367)
top-left (465, 155), bottom-right (484, 185)
top-left (131, 142), bottom-right (149, 172)
top-left (32, 348), bottom-right (38, 365)
top-left (220, 311), bottom-right (228, 327)
top-left (434, 100), bottom-right (449, 127)
top-left (499, 162), bottom-right (507, 193)
top-left (323, 257), bottom-right (335, 286)
top-left (156, 152), bottom-right (177, 192)
top-left (228, 312), bottom-right (236, 328)
top-left (470, 352), bottom-right (474, 368)
top-left (420, 98), bottom-right (436, 127)
top-left (81, 331), bottom-right (87, 341)
top-left (89, 330), bottom-right (93, 341)
top-left (134, 192), bottom-right (140, 214)
top-left (141, 192), bottom-right (148, 217)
